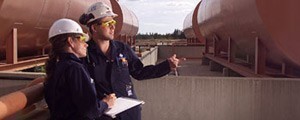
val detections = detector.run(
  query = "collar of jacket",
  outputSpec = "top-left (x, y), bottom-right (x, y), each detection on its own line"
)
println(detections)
top-left (87, 39), bottom-right (119, 60)
top-left (58, 52), bottom-right (83, 63)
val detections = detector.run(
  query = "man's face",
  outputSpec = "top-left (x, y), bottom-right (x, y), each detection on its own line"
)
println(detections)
top-left (94, 16), bottom-right (116, 41)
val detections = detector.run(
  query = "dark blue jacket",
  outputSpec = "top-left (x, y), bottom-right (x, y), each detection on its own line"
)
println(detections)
top-left (84, 40), bottom-right (171, 120)
top-left (44, 53), bottom-right (108, 120)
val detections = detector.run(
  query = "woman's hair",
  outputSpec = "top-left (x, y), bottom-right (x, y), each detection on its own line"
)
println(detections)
top-left (45, 33), bottom-right (80, 81)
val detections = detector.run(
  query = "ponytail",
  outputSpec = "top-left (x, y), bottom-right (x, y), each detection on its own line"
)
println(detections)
top-left (45, 35), bottom-right (68, 81)
top-left (79, 13), bottom-right (95, 26)
top-left (45, 50), bottom-right (58, 81)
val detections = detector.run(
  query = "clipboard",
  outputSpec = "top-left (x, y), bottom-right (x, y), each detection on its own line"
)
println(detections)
top-left (104, 97), bottom-right (145, 118)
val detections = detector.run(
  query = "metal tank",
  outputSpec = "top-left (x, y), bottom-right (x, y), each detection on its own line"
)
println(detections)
top-left (0, 0), bottom-right (109, 59)
top-left (256, 0), bottom-right (300, 67)
top-left (183, 1), bottom-right (204, 45)
top-left (111, 0), bottom-right (139, 46)
top-left (183, 12), bottom-right (196, 39)
top-left (0, 0), bottom-right (138, 67)
top-left (197, 0), bottom-right (300, 76)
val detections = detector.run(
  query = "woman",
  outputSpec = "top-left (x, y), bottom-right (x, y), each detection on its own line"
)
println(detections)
top-left (44, 18), bottom-right (115, 120)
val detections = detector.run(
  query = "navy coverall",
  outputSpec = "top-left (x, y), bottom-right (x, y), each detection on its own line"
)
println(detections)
top-left (84, 40), bottom-right (171, 120)
top-left (44, 53), bottom-right (108, 120)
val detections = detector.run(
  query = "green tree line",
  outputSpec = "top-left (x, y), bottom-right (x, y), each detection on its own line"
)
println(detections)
top-left (136, 29), bottom-right (186, 40)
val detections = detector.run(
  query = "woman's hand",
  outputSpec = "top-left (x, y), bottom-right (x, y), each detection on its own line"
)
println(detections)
top-left (102, 93), bottom-right (117, 108)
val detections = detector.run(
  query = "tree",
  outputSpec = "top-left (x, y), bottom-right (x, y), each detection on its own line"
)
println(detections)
top-left (136, 29), bottom-right (186, 40)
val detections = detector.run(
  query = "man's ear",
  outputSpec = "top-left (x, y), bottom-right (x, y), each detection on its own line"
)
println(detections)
top-left (91, 25), bottom-right (97, 33)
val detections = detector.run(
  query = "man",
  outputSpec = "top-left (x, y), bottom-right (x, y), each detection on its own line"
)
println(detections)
top-left (79, 2), bottom-right (179, 120)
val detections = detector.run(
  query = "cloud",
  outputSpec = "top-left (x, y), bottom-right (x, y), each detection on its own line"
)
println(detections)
top-left (119, 0), bottom-right (200, 33)
top-left (143, 22), bottom-right (168, 27)
top-left (163, 1), bottom-right (195, 8)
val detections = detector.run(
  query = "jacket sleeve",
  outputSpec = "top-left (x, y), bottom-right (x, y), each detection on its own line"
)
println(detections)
top-left (67, 66), bottom-right (108, 119)
top-left (126, 46), bottom-right (171, 80)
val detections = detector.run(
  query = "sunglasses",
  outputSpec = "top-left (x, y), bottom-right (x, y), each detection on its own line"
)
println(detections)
top-left (98, 20), bottom-right (117, 27)
top-left (74, 35), bottom-right (88, 42)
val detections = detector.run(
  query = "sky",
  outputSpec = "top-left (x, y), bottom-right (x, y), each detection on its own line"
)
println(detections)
top-left (118, 0), bottom-right (200, 34)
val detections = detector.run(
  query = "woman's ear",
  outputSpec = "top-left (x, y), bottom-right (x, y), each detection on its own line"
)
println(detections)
top-left (67, 37), bottom-right (75, 48)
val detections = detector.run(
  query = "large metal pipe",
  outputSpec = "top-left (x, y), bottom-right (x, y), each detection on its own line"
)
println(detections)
top-left (0, 0), bottom-right (139, 60)
top-left (197, 0), bottom-right (300, 67)
top-left (0, 82), bottom-right (44, 119)
top-left (256, 0), bottom-right (300, 66)
top-left (183, 12), bottom-right (196, 39)
top-left (0, 0), bottom-right (94, 59)
top-left (111, 0), bottom-right (139, 45)
top-left (183, 1), bottom-right (204, 44)
top-left (118, 4), bottom-right (139, 36)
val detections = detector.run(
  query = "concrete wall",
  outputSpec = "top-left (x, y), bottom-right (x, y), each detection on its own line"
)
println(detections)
top-left (158, 45), bottom-right (204, 59)
top-left (133, 76), bottom-right (300, 120)
top-left (139, 45), bottom-right (204, 65)
top-left (140, 47), bottom-right (158, 66)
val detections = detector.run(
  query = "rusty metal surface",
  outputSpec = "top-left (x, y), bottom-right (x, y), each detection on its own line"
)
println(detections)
top-left (197, 0), bottom-right (300, 68)
top-left (183, 12), bottom-right (196, 39)
top-left (0, 83), bottom-right (44, 119)
top-left (183, 1), bottom-right (204, 43)
top-left (256, 0), bottom-right (300, 66)
top-left (0, 0), bottom-right (92, 59)
top-left (118, 5), bottom-right (138, 36)
top-left (0, 56), bottom-right (48, 71)
top-left (0, 0), bottom-right (138, 62)
top-left (197, 0), bottom-right (264, 54)
top-left (0, 0), bottom-right (47, 59)
top-left (111, 0), bottom-right (139, 37)
top-left (192, 2), bottom-right (204, 43)
top-left (205, 54), bottom-right (269, 77)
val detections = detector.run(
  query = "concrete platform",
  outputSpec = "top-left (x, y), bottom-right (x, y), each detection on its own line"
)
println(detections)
top-left (158, 59), bottom-right (223, 77)
top-left (175, 59), bottom-right (223, 76)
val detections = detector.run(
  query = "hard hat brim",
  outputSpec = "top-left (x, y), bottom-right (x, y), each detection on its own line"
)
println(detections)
top-left (87, 12), bottom-right (118, 24)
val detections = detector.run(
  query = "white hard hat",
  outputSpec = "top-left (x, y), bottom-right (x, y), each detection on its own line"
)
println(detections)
top-left (85, 2), bottom-right (118, 24)
top-left (49, 18), bottom-right (89, 41)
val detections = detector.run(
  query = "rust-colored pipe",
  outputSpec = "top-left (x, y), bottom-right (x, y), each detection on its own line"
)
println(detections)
top-left (183, 2), bottom-right (203, 40)
top-left (183, 12), bottom-right (196, 39)
top-left (256, 0), bottom-right (300, 66)
top-left (197, 0), bottom-right (300, 68)
top-left (183, 1), bottom-right (204, 45)
top-left (111, 0), bottom-right (139, 42)
top-left (192, 1), bottom-right (204, 44)
top-left (0, 78), bottom-right (44, 119)
top-left (0, 0), bottom-right (130, 59)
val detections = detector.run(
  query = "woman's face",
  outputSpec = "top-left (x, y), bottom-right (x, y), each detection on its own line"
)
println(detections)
top-left (71, 35), bottom-right (88, 58)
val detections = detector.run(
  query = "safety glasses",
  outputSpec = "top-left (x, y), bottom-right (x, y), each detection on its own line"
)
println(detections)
top-left (98, 20), bottom-right (117, 27)
top-left (74, 33), bottom-right (89, 42)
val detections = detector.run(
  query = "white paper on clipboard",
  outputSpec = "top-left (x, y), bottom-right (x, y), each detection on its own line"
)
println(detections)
top-left (104, 97), bottom-right (145, 118)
